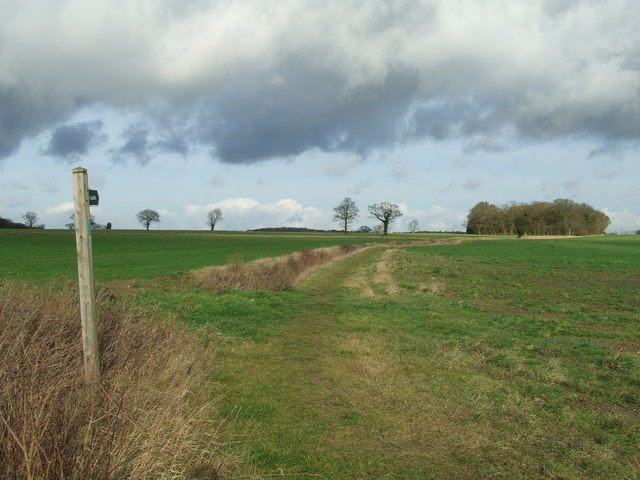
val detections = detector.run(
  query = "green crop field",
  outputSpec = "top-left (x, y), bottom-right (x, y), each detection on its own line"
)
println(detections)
top-left (0, 229), bottom-right (436, 283)
top-left (128, 234), bottom-right (640, 479)
top-left (2, 231), bottom-right (639, 478)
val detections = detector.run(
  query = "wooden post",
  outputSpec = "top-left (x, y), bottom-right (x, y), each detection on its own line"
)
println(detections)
top-left (72, 167), bottom-right (101, 382)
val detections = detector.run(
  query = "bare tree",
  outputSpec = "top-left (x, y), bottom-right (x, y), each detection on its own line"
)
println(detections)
top-left (22, 211), bottom-right (39, 228)
top-left (333, 197), bottom-right (359, 233)
top-left (136, 209), bottom-right (160, 230)
top-left (368, 202), bottom-right (403, 235)
top-left (408, 219), bottom-right (419, 233)
top-left (207, 208), bottom-right (224, 231)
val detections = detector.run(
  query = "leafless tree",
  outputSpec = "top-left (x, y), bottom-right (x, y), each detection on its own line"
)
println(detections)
top-left (408, 219), bottom-right (419, 233)
top-left (136, 209), bottom-right (160, 230)
top-left (368, 202), bottom-right (403, 235)
top-left (333, 197), bottom-right (359, 233)
top-left (22, 211), bottom-right (39, 228)
top-left (207, 208), bottom-right (224, 231)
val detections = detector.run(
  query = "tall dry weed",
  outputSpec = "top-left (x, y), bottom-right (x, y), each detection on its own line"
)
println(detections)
top-left (0, 282), bottom-right (222, 480)
top-left (191, 245), bottom-right (363, 291)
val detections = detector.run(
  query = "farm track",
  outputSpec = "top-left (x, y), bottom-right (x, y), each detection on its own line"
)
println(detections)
top-left (218, 243), bottom-right (466, 478)
top-left (219, 247), bottom-right (394, 477)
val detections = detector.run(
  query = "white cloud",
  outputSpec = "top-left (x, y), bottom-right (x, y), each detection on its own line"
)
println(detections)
top-left (603, 208), bottom-right (640, 233)
top-left (157, 208), bottom-right (176, 219)
top-left (184, 197), bottom-right (327, 230)
top-left (45, 201), bottom-right (73, 215)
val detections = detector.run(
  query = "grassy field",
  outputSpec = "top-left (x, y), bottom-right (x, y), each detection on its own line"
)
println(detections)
top-left (2, 232), bottom-right (639, 478)
top-left (127, 234), bottom-right (640, 479)
top-left (0, 229), bottom-right (432, 283)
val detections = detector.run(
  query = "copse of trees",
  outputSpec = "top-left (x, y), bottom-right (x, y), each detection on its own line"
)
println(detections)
top-left (466, 199), bottom-right (610, 236)
top-left (0, 217), bottom-right (27, 229)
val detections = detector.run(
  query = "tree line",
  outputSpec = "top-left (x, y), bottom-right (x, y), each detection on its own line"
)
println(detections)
top-left (465, 199), bottom-right (610, 236)
top-left (138, 200), bottom-right (405, 234)
top-left (2, 199), bottom-right (616, 236)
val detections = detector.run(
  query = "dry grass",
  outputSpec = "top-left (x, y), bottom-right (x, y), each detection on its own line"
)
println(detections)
top-left (0, 282), bottom-right (222, 480)
top-left (190, 245), bottom-right (364, 291)
top-left (373, 248), bottom-right (404, 296)
top-left (345, 247), bottom-right (405, 298)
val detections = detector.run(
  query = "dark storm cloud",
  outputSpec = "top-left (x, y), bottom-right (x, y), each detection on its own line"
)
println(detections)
top-left (406, 97), bottom-right (499, 142)
top-left (110, 122), bottom-right (190, 163)
top-left (42, 120), bottom-right (107, 160)
top-left (0, 86), bottom-right (30, 158)
top-left (0, 84), bottom-right (74, 158)
top-left (111, 127), bottom-right (151, 165)
top-left (155, 133), bottom-right (190, 156)
top-left (194, 67), bottom-right (419, 163)
top-left (2, 0), bottom-right (640, 164)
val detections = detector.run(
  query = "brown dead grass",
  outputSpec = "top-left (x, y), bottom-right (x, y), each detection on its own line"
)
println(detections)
top-left (374, 248), bottom-right (404, 296)
top-left (190, 245), bottom-right (365, 291)
top-left (345, 247), bottom-right (405, 298)
top-left (0, 282), bottom-right (222, 480)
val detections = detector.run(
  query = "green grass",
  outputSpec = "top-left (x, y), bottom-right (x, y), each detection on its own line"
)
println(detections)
top-left (149, 235), bottom-right (640, 479)
top-left (0, 229), bottom-right (429, 283)
top-left (5, 231), bottom-right (639, 478)
top-left (415, 235), bottom-right (640, 271)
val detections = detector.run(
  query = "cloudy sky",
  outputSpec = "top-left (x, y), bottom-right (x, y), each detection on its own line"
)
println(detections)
top-left (1, 0), bottom-right (639, 232)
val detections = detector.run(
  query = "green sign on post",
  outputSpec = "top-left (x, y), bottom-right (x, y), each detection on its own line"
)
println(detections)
top-left (89, 189), bottom-right (99, 206)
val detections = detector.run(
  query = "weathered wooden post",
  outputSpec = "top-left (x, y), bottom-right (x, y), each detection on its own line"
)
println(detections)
top-left (72, 167), bottom-right (101, 382)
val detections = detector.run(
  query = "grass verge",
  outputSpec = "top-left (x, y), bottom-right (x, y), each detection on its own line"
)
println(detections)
top-left (0, 281), bottom-right (222, 479)
top-left (190, 244), bottom-right (365, 291)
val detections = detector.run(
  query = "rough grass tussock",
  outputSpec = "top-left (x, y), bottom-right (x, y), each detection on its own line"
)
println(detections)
top-left (191, 245), bottom-right (364, 291)
top-left (0, 282), bottom-right (222, 480)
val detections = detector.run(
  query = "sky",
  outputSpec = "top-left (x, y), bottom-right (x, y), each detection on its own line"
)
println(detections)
top-left (1, 0), bottom-right (639, 233)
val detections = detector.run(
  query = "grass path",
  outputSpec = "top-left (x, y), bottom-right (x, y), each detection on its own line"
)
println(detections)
top-left (217, 247), bottom-right (388, 477)
top-left (217, 246), bottom-right (487, 479)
